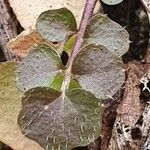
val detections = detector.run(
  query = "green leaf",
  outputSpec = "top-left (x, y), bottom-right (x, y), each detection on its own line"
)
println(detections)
top-left (36, 8), bottom-right (77, 42)
top-left (72, 44), bottom-right (125, 99)
top-left (18, 87), bottom-right (101, 150)
top-left (49, 73), bottom-right (81, 91)
top-left (64, 35), bottom-right (76, 55)
top-left (101, 0), bottom-right (123, 5)
top-left (69, 78), bottom-right (81, 90)
top-left (49, 73), bottom-right (64, 91)
top-left (16, 44), bottom-right (63, 92)
top-left (0, 62), bottom-right (43, 150)
top-left (84, 14), bottom-right (130, 57)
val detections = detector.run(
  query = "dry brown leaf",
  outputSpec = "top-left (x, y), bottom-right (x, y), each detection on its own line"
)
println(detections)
top-left (7, 29), bottom-right (52, 58)
top-left (8, 0), bottom-right (100, 29)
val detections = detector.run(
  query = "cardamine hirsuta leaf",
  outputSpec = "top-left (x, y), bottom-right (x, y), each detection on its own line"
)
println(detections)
top-left (36, 8), bottom-right (77, 42)
top-left (101, 0), bottom-right (123, 5)
top-left (72, 44), bottom-right (125, 99)
top-left (17, 43), bottom-right (125, 148)
top-left (0, 6), bottom-right (130, 150)
top-left (16, 44), bottom-right (63, 92)
top-left (18, 88), bottom-right (101, 149)
top-left (84, 14), bottom-right (130, 57)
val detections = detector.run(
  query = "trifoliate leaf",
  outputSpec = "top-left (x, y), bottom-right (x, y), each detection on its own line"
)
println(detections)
top-left (72, 44), bottom-right (125, 99)
top-left (17, 44), bottom-right (63, 92)
top-left (101, 0), bottom-right (123, 5)
top-left (36, 8), bottom-right (77, 42)
top-left (18, 87), bottom-right (101, 150)
top-left (84, 14), bottom-right (130, 57)
top-left (0, 62), bottom-right (43, 150)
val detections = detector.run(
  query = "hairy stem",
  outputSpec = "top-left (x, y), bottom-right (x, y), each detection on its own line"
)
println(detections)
top-left (61, 0), bottom-right (97, 94)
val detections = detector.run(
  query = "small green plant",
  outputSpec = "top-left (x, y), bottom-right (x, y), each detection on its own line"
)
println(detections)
top-left (0, 0), bottom-right (130, 149)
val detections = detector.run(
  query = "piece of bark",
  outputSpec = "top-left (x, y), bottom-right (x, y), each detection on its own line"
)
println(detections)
top-left (139, 41), bottom-right (150, 150)
top-left (100, 90), bottom-right (122, 150)
top-left (0, 0), bottom-right (17, 60)
top-left (109, 61), bottom-right (145, 150)
top-left (140, 102), bottom-right (150, 149)
top-left (145, 43), bottom-right (150, 80)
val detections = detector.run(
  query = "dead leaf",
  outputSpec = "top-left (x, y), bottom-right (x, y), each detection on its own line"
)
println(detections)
top-left (0, 62), bottom-right (44, 150)
top-left (8, 0), bottom-right (100, 29)
top-left (7, 28), bottom-right (56, 58)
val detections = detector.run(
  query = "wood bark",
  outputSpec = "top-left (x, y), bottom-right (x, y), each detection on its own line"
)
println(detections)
top-left (0, 0), bottom-right (17, 60)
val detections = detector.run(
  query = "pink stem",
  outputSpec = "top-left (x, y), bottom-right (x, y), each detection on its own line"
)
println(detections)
top-left (67, 0), bottom-right (97, 69)
top-left (61, 0), bottom-right (97, 93)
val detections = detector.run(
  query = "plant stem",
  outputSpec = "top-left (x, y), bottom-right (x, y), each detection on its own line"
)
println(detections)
top-left (61, 0), bottom-right (97, 94)
top-left (68, 0), bottom-right (97, 67)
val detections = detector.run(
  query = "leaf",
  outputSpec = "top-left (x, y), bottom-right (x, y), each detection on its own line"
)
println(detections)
top-left (7, 29), bottom-right (61, 59)
top-left (64, 35), bottom-right (76, 55)
top-left (72, 44), bottom-right (125, 99)
top-left (0, 62), bottom-right (43, 150)
top-left (49, 74), bottom-right (81, 91)
top-left (69, 78), bottom-right (81, 90)
top-left (8, 0), bottom-right (100, 29)
top-left (49, 73), bottom-right (64, 91)
top-left (101, 0), bottom-right (123, 5)
top-left (84, 14), bottom-right (130, 57)
top-left (7, 29), bottom-right (52, 59)
top-left (36, 8), bottom-right (77, 42)
top-left (18, 87), bottom-right (101, 150)
top-left (16, 44), bottom-right (63, 92)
